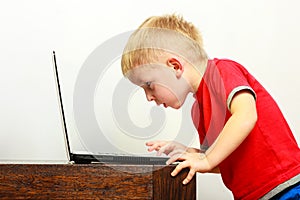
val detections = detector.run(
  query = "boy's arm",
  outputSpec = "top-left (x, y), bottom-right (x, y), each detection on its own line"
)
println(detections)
top-left (204, 90), bottom-right (257, 169)
top-left (171, 90), bottom-right (257, 183)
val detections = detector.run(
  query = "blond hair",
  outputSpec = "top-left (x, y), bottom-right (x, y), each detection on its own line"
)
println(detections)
top-left (121, 14), bottom-right (208, 76)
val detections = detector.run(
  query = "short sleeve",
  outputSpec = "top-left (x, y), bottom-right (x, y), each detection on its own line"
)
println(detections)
top-left (210, 59), bottom-right (257, 112)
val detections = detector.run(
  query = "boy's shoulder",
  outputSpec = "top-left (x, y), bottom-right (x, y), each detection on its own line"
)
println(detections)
top-left (210, 58), bottom-right (241, 66)
top-left (208, 58), bottom-right (247, 72)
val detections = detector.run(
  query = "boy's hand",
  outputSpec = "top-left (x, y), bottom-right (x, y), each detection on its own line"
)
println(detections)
top-left (146, 140), bottom-right (188, 156)
top-left (169, 152), bottom-right (212, 185)
top-left (146, 140), bottom-right (210, 184)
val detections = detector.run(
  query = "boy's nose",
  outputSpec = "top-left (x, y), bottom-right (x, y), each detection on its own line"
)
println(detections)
top-left (146, 91), bottom-right (155, 102)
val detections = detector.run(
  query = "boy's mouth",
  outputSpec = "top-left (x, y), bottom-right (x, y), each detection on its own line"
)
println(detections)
top-left (156, 101), bottom-right (167, 108)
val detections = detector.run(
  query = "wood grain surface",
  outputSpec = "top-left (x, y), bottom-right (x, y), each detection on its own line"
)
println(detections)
top-left (0, 164), bottom-right (196, 200)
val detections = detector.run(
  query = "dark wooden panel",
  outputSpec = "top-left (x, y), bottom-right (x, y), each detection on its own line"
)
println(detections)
top-left (153, 166), bottom-right (196, 200)
top-left (0, 164), bottom-right (153, 199)
top-left (0, 164), bottom-right (196, 200)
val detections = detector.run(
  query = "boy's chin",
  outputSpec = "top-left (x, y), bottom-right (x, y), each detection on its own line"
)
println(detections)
top-left (169, 103), bottom-right (182, 110)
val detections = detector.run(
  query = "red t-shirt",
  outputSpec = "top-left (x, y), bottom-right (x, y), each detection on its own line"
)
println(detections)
top-left (192, 58), bottom-right (300, 199)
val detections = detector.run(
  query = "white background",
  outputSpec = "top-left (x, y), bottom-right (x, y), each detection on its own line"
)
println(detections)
top-left (1, 1), bottom-right (300, 199)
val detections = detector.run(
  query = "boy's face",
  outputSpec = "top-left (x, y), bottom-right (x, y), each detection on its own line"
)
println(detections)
top-left (127, 62), bottom-right (191, 109)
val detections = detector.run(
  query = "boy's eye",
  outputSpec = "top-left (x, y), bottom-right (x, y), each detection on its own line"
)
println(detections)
top-left (145, 81), bottom-right (151, 87)
top-left (145, 81), bottom-right (153, 89)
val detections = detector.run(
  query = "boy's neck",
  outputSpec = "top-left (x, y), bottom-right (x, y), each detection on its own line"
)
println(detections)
top-left (189, 59), bottom-right (208, 93)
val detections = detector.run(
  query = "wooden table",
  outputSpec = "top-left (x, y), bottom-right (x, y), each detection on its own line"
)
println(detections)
top-left (0, 164), bottom-right (196, 199)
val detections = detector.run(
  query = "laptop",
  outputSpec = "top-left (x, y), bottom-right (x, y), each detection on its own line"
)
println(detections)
top-left (52, 51), bottom-right (170, 165)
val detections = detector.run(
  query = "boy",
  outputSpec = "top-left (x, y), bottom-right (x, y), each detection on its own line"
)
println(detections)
top-left (121, 14), bottom-right (300, 199)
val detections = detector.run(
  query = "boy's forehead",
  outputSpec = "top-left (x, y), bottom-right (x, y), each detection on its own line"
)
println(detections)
top-left (127, 63), bottom-right (172, 85)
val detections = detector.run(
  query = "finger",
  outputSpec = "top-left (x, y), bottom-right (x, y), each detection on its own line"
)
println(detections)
top-left (156, 142), bottom-right (171, 155)
top-left (157, 144), bottom-right (168, 156)
top-left (157, 142), bottom-right (180, 156)
top-left (171, 161), bottom-right (188, 177)
top-left (146, 143), bottom-right (161, 152)
top-left (146, 140), bottom-right (167, 146)
top-left (145, 141), bottom-right (156, 146)
top-left (166, 152), bottom-right (184, 165)
top-left (145, 141), bottom-right (157, 150)
top-left (146, 140), bottom-right (167, 150)
top-left (182, 169), bottom-right (196, 185)
top-left (166, 157), bottom-right (176, 165)
top-left (147, 145), bottom-right (157, 152)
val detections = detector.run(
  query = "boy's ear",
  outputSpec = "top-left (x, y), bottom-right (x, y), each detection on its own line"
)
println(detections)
top-left (167, 58), bottom-right (184, 78)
